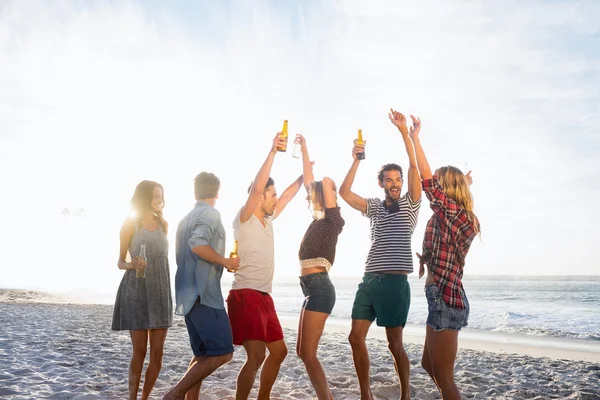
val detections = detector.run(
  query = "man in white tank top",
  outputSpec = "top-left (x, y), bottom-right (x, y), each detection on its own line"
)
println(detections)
top-left (226, 132), bottom-right (304, 400)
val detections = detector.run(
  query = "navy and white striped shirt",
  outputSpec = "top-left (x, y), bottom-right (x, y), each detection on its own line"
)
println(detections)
top-left (363, 194), bottom-right (421, 273)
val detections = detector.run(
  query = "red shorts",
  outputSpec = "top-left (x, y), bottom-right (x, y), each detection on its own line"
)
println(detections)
top-left (226, 289), bottom-right (284, 345)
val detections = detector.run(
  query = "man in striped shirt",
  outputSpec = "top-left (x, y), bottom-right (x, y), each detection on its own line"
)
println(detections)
top-left (339, 109), bottom-right (421, 400)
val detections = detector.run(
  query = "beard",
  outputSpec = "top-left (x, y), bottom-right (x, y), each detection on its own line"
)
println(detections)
top-left (384, 187), bottom-right (400, 201)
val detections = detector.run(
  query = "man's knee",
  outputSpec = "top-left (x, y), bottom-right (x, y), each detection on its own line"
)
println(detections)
top-left (387, 337), bottom-right (404, 354)
top-left (386, 329), bottom-right (405, 353)
top-left (348, 331), bottom-right (365, 348)
top-left (270, 343), bottom-right (288, 363)
top-left (247, 349), bottom-right (267, 369)
top-left (219, 352), bottom-right (234, 366)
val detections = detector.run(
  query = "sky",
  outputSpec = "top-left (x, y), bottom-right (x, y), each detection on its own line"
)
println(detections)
top-left (1, 0), bottom-right (599, 297)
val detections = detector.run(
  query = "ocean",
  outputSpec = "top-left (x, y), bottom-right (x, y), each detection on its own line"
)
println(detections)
top-left (2, 275), bottom-right (599, 342)
top-left (265, 275), bottom-right (600, 341)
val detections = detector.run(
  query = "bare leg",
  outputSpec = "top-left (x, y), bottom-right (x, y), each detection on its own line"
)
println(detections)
top-left (129, 330), bottom-right (148, 400)
top-left (348, 319), bottom-right (373, 400)
top-left (296, 307), bottom-right (305, 357)
top-left (297, 309), bottom-right (333, 400)
top-left (258, 339), bottom-right (288, 400)
top-left (385, 326), bottom-right (410, 400)
top-left (426, 326), bottom-right (461, 400)
top-left (163, 353), bottom-right (233, 400)
top-left (236, 340), bottom-right (266, 400)
top-left (184, 356), bottom-right (201, 400)
top-left (421, 333), bottom-right (437, 387)
top-left (141, 328), bottom-right (168, 400)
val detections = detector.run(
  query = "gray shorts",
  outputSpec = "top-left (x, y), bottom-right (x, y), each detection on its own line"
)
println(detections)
top-left (425, 283), bottom-right (469, 331)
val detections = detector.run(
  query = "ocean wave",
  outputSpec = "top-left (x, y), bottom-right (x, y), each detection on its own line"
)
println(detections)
top-left (486, 325), bottom-right (600, 341)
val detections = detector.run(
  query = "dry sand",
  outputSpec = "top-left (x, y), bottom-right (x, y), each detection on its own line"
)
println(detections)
top-left (1, 295), bottom-right (599, 399)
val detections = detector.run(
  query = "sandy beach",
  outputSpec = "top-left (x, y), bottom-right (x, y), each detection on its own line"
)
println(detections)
top-left (1, 291), bottom-right (599, 400)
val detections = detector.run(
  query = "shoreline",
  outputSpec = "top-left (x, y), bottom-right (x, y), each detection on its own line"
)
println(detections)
top-left (2, 287), bottom-right (599, 363)
top-left (279, 314), bottom-right (600, 363)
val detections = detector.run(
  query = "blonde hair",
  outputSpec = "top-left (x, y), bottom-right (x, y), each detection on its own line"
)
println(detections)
top-left (435, 166), bottom-right (480, 234)
top-left (308, 180), bottom-right (338, 220)
top-left (308, 181), bottom-right (326, 220)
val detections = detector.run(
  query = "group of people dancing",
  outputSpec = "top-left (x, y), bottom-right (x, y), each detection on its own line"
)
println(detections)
top-left (111, 108), bottom-right (480, 400)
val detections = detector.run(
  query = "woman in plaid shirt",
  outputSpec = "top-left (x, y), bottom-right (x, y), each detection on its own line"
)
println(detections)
top-left (409, 115), bottom-right (480, 400)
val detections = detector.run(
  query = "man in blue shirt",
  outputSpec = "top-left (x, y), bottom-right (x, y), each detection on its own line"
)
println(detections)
top-left (164, 172), bottom-right (240, 400)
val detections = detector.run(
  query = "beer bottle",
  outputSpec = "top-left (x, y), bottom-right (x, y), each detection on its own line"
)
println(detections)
top-left (136, 244), bottom-right (147, 279)
top-left (277, 120), bottom-right (288, 152)
top-left (229, 240), bottom-right (239, 259)
top-left (356, 129), bottom-right (365, 160)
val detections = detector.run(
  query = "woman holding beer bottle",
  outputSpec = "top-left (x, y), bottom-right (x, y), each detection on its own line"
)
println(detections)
top-left (295, 134), bottom-right (345, 400)
top-left (111, 180), bottom-right (173, 400)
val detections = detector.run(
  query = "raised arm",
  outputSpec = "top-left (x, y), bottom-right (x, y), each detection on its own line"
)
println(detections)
top-left (408, 115), bottom-right (432, 181)
top-left (273, 174), bottom-right (303, 220)
top-left (389, 109), bottom-right (422, 202)
top-left (322, 177), bottom-right (338, 208)
top-left (339, 140), bottom-right (368, 213)
top-left (297, 134), bottom-right (314, 192)
top-left (410, 121), bottom-right (461, 220)
top-left (240, 133), bottom-right (285, 223)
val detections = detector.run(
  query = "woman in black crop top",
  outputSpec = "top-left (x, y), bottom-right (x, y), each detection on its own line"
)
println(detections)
top-left (295, 134), bottom-right (344, 400)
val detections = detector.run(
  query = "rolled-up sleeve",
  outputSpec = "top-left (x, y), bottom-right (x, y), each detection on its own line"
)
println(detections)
top-left (188, 208), bottom-right (220, 250)
top-left (423, 176), bottom-right (461, 222)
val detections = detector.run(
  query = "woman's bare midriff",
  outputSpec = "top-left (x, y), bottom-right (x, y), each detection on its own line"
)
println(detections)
top-left (301, 266), bottom-right (328, 276)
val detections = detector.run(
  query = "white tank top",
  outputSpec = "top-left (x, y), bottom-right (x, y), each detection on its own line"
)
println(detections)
top-left (231, 208), bottom-right (275, 293)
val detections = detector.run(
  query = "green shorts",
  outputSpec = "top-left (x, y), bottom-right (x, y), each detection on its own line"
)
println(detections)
top-left (351, 272), bottom-right (411, 328)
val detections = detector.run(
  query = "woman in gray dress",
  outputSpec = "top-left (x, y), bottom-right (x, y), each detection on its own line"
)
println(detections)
top-left (112, 180), bottom-right (173, 400)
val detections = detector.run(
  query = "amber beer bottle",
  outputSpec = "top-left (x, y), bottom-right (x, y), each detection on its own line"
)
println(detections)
top-left (229, 240), bottom-right (239, 259)
top-left (277, 120), bottom-right (289, 152)
top-left (356, 129), bottom-right (365, 160)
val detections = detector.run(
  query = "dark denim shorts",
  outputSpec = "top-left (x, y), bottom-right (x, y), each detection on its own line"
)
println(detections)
top-left (425, 284), bottom-right (469, 331)
top-left (300, 272), bottom-right (336, 314)
top-left (185, 298), bottom-right (234, 357)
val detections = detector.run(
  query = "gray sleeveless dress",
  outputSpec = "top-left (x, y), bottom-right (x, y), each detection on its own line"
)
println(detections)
top-left (112, 224), bottom-right (173, 330)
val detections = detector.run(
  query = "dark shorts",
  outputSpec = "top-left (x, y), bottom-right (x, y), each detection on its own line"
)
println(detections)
top-left (227, 289), bottom-right (284, 345)
top-left (300, 272), bottom-right (336, 314)
top-left (425, 284), bottom-right (469, 331)
top-left (185, 298), bottom-right (234, 357)
top-left (351, 272), bottom-right (411, 328)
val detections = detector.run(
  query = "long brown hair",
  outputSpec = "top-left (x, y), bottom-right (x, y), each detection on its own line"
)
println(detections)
top-left (130, 180), bottom-right (168, 233)
top-left (435, 166), bottom-right (480, 234)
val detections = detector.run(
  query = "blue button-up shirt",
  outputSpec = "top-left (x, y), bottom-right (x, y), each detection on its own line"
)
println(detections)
top-left (175, 201), bottom-right (226, 316)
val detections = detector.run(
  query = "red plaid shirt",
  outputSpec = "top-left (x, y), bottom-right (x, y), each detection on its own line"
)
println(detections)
top-left (421, 177), bottom-right (479, 309)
